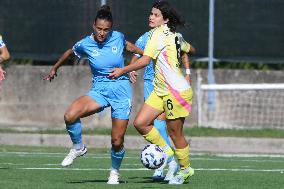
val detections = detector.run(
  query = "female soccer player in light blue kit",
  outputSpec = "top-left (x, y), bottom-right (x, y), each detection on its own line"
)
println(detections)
top-left (44, 5), bottom-right (142, 185)
top-left (129, 8), bottom-right (193, 182)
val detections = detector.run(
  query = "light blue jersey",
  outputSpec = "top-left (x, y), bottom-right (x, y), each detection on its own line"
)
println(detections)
top-left (135, 32), bottom-right (154, 81)
top-left (72, 31), bottom-right (132, 119)
top-left (0, 35), bottom-right (6, 48)
top-left (73, 31), bottom-right (129, 82)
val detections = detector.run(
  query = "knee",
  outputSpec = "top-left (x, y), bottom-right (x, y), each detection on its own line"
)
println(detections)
top-left (64, 111), bottom-right (77, 125)
top-left (133, 119), bottom-right (141, 130)
top-left (133, 120), bottom-right (144, 134)
top-left (111, 137), bottom-right (124, 151)
top-left (134, 118), bottom-right (153, 135)
top-left (133, 117), bottom-right (147, 130)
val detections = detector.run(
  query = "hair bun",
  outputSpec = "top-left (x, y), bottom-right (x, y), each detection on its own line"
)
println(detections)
top-left (100, 5), bottom-right (111, 12)
top-left (95, 5), bottom-right (113, 23)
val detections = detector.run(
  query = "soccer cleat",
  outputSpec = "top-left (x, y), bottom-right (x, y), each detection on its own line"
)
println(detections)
top-left (152, 168), bottom-right (165, 181)
top-left (164, 158), bottom-right (179, 181)
top-left (152, 147), bottom-right (175, 181)
top-left (61, 146), bottom-right (87, 167)
top-left (168, 166), bottom-right (194, 185)
top-left (152, 152), bottom-right (167, 181)
top-left (107, 169), bottom-right (120, 184)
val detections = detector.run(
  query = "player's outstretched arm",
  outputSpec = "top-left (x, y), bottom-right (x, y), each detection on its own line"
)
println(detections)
top-left (0, 46), bottom-right (10, 64)
top-left (109, 55), bottom-right (151, 79)
top-left (43, 49), bottom-right (74, 82)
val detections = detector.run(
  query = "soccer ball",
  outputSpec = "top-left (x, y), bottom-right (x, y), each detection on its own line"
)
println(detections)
top-left (140, 144), bottom-right (166, 169)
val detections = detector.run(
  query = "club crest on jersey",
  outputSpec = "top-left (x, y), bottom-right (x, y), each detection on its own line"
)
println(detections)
top-left (112, 46), bottom-right (118, 53)
top-left (92, 49), bottom-right (100, 56)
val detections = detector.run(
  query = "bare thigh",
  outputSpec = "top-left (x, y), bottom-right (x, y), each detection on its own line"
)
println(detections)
top-left (157, 112), bottom-right (166, 121)
top-left (64, 95), bottom-right (102, 124)
top-left (134, 103), bottom-right (163, 135)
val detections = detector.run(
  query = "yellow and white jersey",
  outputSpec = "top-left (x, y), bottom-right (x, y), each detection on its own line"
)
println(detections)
top-left (144, 24), bottom-right (191, 96)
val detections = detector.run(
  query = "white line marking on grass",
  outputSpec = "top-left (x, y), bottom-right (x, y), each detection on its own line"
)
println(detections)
top-left (0, 163), bottom-right (25, 165)
top-left (0, 152), bottom-right (66, 155)
top-left (195, 168), bottom-right (284, 173)
top-left (19, 168), bottom-right (148, 171)
top-left (1, 151), bottom-right (284, 164)
top-left (2, 151), bottom-right (284, 158)
top-left (123, 164), bottom-right (141, 166)
top-left (0, 152), bottom-right (137, 159)
top-left (193, 153), bottom-right (284, 158)
top-left (17, 167), bottom-right (284, 173)
top-left (192, 157), bottom-right (284, 163)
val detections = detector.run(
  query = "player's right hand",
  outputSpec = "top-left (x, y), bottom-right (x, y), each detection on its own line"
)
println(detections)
top-left (108, 68), bottom-right (124, 79)
top-left (43, 69), bottom-right (57, 82)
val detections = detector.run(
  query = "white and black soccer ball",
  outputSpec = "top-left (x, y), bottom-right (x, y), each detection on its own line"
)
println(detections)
top-left (140, 144), bottom-right (166, 169)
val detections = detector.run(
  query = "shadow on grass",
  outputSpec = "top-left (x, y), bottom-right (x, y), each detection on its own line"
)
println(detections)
top-left (0, 167), bottom-right (9, 169)
top-left (67, 179), bottom-right (128, 184)
top-left (67, 179), bottom-right (106, 184)
top-left (128, 176), bottom-right (168, 184)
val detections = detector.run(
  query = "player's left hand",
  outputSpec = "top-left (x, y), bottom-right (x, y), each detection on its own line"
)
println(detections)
top-left (108, 68), bottom-right (123, 79)
top-left (43, 69), bottom-right (57, 82)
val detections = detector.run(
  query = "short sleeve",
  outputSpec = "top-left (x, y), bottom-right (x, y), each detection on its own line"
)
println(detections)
top-left (143, 28), bottom-right (160, 59)
top-left (0, 35), bottom-right (6, 48)
top-left (72, 40), bottom-right (85, 58)
top-left (177, 33), bottom-right (191, 53)
top-left (119, 32), bottom-right (126, 47)
top-left (134, 33), bottom-right (147, 57)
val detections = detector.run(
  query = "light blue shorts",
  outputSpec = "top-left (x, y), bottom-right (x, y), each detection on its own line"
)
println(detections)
top-left (144, 79), bottom-right (154, 101)
top-left (86, 80), bottom-right (132, 120)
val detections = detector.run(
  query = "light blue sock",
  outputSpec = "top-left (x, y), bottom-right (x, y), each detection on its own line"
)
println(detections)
top-left (111, 148), bottom-right (125, 170)
top-left (66, 119), bottom-right (83, 150)
top-left (154, 119), bottom-right (172, 147)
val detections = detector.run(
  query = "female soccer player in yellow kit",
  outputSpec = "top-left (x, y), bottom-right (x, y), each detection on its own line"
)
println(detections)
top-left (109, 0), bottom-right (195, 185)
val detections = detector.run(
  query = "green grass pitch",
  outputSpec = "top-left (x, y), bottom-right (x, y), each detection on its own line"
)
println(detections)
top-left (0, 145), bottom-right (284, 189)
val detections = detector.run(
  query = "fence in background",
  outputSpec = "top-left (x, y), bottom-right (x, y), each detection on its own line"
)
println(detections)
top-left (197, 82), bottom-right (284, 129)
top-left (0, 0), bottom-right (284, 62)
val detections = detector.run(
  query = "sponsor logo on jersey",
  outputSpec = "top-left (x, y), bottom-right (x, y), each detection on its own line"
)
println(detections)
top-left (167, 112), bottom-right (174, 117)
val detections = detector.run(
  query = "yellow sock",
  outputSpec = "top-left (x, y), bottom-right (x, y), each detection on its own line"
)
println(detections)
top-left (143, 127), bottom-right (174, 156)
top-left (143, 127), bottom-right (167, 148)
top-left (175, 145), bottom-right (190, 170)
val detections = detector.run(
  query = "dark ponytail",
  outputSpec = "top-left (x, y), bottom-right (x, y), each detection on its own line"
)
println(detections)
top-left (152, 0), bottom-right (185, 32)
top-left (95, 5), bottom-right (113, 24)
